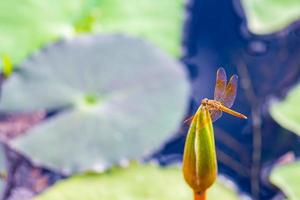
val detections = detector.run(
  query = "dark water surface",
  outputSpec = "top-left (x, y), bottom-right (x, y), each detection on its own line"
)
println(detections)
top-left (156, 0), bottom-right (300, 199)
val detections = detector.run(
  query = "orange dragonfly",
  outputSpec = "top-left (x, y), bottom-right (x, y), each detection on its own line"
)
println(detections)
top-left (184, 67), bottom-right (247, 124)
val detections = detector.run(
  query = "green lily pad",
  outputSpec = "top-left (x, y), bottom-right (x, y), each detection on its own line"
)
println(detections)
top-left (92, 0), bottom-right (184, 56)
top-left (270, 84), bottom-right (300, 136)
top-left (241, 0), bottom-right (300, 34)
top-left (270, 162), bottom-right (300, 200)
top-left (0, 34), bottom-right (189, 174)
top-left (35, 164), bottom-right (240, 200)
top-left (0, 0), bottom-right (86, 68)
top-left (0, 0), bottom-right (184, 69)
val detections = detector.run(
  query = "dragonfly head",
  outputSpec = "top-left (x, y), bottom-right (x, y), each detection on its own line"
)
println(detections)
top-left (201, 98), bottom-right (209, 106)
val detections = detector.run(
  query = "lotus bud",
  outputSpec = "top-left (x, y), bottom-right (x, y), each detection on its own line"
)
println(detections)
top-left (182, 105), bottom-right (217, 196)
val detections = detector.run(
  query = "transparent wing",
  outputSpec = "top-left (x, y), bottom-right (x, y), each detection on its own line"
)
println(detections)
top-left (214, 67), bottom-right (227, 101)
top-left (183, 115), bottom-right (194, 124)
top-left (210, 110), bottom-right (222, 122)
top-left (220, 74), bottom-right (238, 108)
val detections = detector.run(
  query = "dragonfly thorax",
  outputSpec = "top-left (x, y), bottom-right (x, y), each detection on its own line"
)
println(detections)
top-left (201, 98), bottom-right (222, 110)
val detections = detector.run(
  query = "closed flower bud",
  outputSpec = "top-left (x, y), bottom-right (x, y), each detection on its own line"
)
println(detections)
top-left (182, 105), bottom-right (217, 195)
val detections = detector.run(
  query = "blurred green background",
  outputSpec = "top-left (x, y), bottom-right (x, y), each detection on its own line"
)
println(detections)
top-left (0, 0), bottom-right (300, 200)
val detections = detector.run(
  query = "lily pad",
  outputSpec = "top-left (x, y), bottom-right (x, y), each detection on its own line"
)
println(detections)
top-left (35, 164), bottom-right (240, 200)
top-left (0, 0), bottom-right (86, 68)
top-left (92, 0), bottom-right (184, 56)
top-left (270, 162), bottom-right (300, 200)
top-left (241, 0), bottom-right (300, 34)
top-left (270, 84), bottom-right (300, 136)
top-left (0, 0), bottom-right (184, 69)
top-left (0, 34), bottom-right (189, 174)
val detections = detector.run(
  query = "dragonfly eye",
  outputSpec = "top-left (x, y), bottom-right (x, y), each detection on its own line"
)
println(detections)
top-left (201, 98), bottom-right (209, 106)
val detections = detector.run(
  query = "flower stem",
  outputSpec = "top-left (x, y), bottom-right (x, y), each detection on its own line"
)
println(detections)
top-left (194, 191), bottom-right (206, 200)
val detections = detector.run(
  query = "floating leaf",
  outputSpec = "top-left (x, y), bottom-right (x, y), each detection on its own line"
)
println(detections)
top-left (35, 164), bottom-right (240, 200)
top-left (241, 0), bottom-right (300, 34)
top-left (0, 0), bottom-right (184, 69)
top-left (92, 0), bottom-right (184, 56)
top-left (270, 162), bottom-right (300, 200)
top-left (270, 84), bottom-right (300, 136)
top-left (0, 34), bottom-right (189, 174)
top-left (0, 0), bottom-right (87, 68)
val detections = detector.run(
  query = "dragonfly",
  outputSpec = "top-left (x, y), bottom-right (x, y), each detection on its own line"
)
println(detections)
top-left (184, 67), bottom-right (247, 124)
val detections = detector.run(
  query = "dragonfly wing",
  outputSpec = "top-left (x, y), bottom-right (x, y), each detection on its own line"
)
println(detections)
top-left (214, 67), bottom-right (227, 101)
top-left (221, 74), bottom-right (238, 108)
top-left (210, 110), bottom-right (222, 122)
top-left (183, 115), bottom-right (195, 124)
